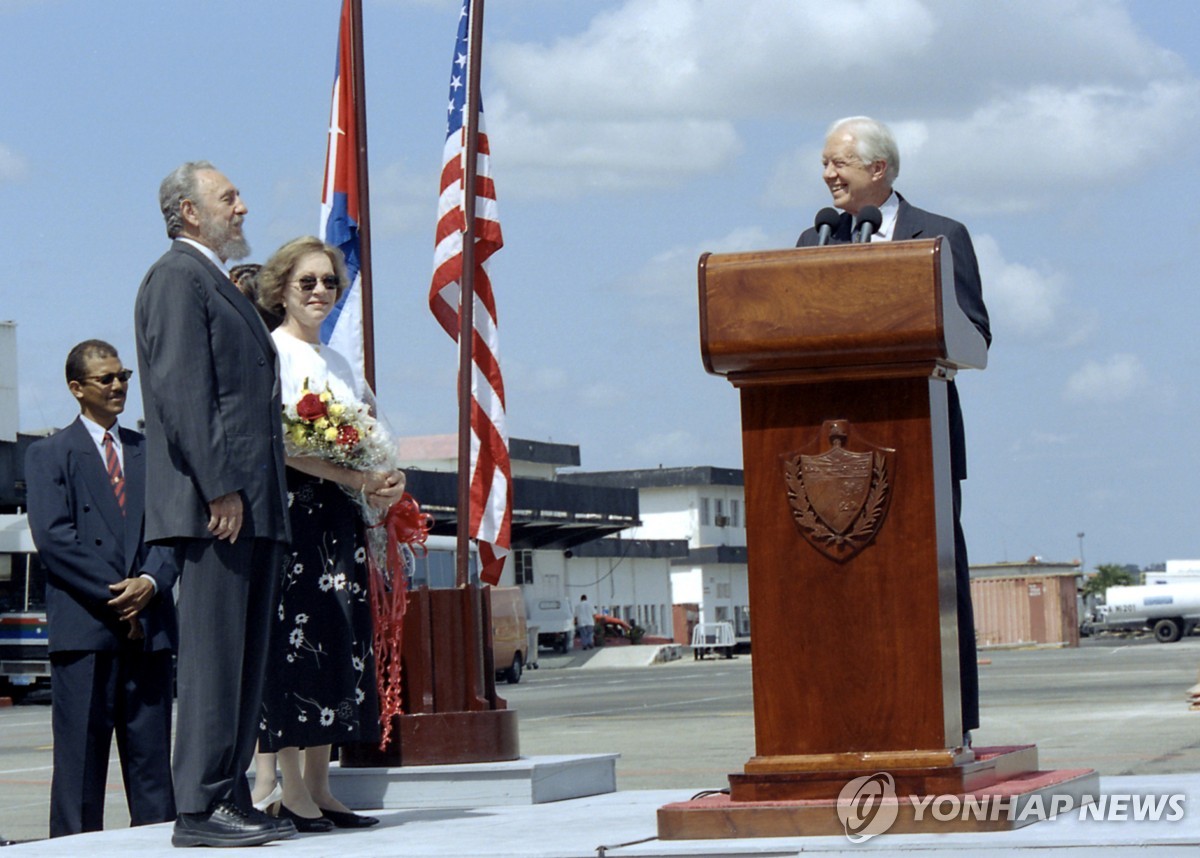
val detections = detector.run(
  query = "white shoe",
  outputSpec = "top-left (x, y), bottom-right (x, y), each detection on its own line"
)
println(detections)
top-left (252, 783), bottom-right (283, 812)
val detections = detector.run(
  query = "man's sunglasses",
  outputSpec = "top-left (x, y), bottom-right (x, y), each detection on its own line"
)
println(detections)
top-left (80, 369), bottom-right (134, 386)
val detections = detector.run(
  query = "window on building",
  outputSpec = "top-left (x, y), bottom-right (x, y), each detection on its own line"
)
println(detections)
top-left (413, 549), bottom-right (457, 588)
top-left (717, 582), bottom-right (731, 599)
top-left (735, 605), bottom-right (751, 636)
top-left (730, 499), bottom-right (741, 528)
top-left (699, 497), bottom-right (711, 526)
top-left (513, 549), bottom-right (534, 585)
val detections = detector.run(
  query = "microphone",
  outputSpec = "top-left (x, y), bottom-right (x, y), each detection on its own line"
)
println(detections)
top-left (854, 205), bottom-right (882, 243)
top-left (814, 207), bottom-right (840, 246)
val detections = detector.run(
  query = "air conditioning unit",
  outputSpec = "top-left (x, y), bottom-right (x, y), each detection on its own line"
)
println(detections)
top-left (714, 515), bottom-right (730, 527)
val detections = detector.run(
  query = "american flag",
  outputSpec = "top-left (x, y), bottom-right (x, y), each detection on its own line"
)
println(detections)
top-left (429, 0), bottom-right (511, 586)
top-left (320, 0), bottom-right (367, 393)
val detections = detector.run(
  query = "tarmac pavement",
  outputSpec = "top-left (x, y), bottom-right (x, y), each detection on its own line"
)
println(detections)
top-left (4, 637), bottom-right (1200, 854)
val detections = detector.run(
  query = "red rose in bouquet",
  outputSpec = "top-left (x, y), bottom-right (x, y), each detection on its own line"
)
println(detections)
top-left (337, 424), bottom-right (361, 448)
top-left (296, 392), bottom-right (327, 421)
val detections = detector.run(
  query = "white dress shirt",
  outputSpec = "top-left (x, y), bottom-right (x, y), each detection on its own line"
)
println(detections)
top-left (81, 414), bottom-right (123, 470)
top-left (178, 237), bottom-right (230, 277)
top-left (851, 191), bottom-right (900, 242)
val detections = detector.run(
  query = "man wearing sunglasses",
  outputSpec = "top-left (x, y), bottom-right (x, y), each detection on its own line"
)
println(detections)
top-left (25, 340), bottom-right (179, 838)
top-left (135, 162), bottom-right (294, 847)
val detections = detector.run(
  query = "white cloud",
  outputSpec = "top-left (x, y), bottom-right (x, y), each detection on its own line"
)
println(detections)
top-left (533, 367), bottom-right (569, 391)
top-left (768, 78), bottom-right (1200, 214)
top-left (1004, 430), bottom-right (1076, 462)
top-left (902, 81), bottom-right (1200, 214)
top-left (1064, 353), bottom-right (1148, 403)
top-left (580, 381), bottom-right (624, 409)
top-left (621, 226), bottom-right (772, 297)
top-left (614, 226), bottom-right (777, 328)
top-left (487, 0), bottom-right (936, 195)
top-left (972, 234), bottom-right (1066, 337)
top-left (633, 429), bottom-right (702, 464)
top-left (370, 0), bottom-right (462, 8)
top-left (372, 160), bottom-right (434, 235)
top-left (1029, 431), bottom-right (1074, 447)
top-left (487, 95), bottom-right (741, 197)
top-left (492, 0), bottom-right (936, 121)
top-left (749, 0), bottom-right (1200, 213)
top-left (484, 0), bottom-right (1200, 204)
top-left (0, 144), bottom-right (28, 183)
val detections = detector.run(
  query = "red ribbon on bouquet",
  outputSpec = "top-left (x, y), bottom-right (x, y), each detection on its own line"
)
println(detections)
top-left (382, 492), bottom-right (434, 564)
top-left (367, 492), bottom-right (434, 748)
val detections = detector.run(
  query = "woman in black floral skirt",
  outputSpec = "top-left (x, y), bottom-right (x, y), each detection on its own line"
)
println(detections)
top-left (250, 237), bottom-right (405, 832)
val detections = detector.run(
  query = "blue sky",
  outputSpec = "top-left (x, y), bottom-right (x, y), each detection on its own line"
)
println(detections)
top-left (2, 0), bottom-right (1198, 571)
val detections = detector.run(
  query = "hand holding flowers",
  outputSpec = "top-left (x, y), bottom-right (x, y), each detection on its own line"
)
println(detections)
top-left (363, 469), bottom-right (407, 510)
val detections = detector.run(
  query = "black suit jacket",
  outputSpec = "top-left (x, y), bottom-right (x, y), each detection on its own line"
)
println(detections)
top-left (134, 241), bottom-right (290, 544)
top-left (797, 194), bottom-right (991, 480)
top-left (25, 418), bottom-right (178, 653)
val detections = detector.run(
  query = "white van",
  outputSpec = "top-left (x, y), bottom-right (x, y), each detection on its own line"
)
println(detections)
top-left (526, 596), bottom-right (575, 653)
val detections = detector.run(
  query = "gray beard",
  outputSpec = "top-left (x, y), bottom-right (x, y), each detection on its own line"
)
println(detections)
top-left (199, 208), bottom-right (251, 262)
top-left (216, 234), bottom-right (251, 262)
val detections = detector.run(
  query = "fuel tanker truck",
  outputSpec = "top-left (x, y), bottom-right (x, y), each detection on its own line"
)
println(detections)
top-left (1085, 584), bottom-right (1200, 643)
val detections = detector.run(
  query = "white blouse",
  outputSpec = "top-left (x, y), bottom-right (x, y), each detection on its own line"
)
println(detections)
top-left (272, 329), bottom-right (364, 409)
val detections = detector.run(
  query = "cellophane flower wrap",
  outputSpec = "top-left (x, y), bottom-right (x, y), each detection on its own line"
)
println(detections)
top-left (282, 378), bottom-right (430, 748)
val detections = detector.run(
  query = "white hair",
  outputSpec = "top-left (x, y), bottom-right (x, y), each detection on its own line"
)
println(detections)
top-left (827, 116), bottom-right (900, 184)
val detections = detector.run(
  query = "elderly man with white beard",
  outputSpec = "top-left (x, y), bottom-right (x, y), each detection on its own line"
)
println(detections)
top-left (135, 161), bottom-right (294, 848)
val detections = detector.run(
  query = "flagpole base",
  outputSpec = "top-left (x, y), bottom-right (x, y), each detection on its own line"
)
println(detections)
top-left (340, 709), bottom-right (519, 767)
top-left (341, 585), bottom-right (519, 767)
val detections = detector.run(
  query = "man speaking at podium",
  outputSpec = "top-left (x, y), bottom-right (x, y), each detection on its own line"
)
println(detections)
top-left (797, 116), bottom-right (991, 744)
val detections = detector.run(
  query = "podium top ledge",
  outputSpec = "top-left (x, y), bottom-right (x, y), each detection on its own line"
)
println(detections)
top-left (698, 238), bottom-right (987, 382)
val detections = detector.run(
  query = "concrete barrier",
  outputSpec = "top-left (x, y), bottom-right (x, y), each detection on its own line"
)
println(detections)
top-left (580, 643), bottom-right (682, 669)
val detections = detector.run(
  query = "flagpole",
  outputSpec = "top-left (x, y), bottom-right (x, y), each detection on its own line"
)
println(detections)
top-left (455, 0), bottom-right (485, 588)
top-left (349, 0), bottom-right (376, 391)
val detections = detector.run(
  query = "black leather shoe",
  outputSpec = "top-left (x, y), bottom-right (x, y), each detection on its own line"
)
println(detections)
top-left (172, 800), bottom-right (294, 847)
top-left (319, 807), bottom-right (381, 828)
top-left (278, 804), bottom-right (334, 833)
top-left (245, 803), bottom-right (298, 836)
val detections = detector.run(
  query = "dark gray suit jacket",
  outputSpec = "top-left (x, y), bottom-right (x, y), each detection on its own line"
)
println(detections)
top-left (797, 194), bottom-right (991, 480)
top-left (25, 418), bottom-right (178, 653)
top-left (134, 241), bottom-right (290, 544)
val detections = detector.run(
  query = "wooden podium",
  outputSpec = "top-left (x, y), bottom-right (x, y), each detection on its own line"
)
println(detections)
top-left (658, 239), bottom-right (1096, 838)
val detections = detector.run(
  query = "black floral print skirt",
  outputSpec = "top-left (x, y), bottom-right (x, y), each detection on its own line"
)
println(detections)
top-left (259, 470), bottom-right (380, 750)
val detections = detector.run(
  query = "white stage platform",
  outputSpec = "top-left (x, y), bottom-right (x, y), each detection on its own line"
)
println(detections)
top-left (4, 772), bottom-right (1198, 856)
top-left (327, 753), bottom-right (619, 808)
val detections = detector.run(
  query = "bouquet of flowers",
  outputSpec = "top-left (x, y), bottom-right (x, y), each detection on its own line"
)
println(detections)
top-left (282, 378), bottom-right (387, 467)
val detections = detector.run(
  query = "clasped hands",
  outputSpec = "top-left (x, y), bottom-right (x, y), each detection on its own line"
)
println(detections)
top-left (362, 469), bottom-right (406, 510)
top-left (108, 576), bottom-right (154, 640)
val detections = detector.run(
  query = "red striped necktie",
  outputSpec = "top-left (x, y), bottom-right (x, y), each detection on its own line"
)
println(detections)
top-left (103, 431), bottom-right (126, 515)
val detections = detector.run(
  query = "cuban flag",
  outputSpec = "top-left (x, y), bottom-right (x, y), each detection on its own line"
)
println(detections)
top-left (320, 0), bottom-right (366, 392)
